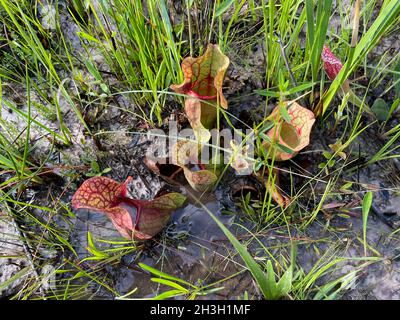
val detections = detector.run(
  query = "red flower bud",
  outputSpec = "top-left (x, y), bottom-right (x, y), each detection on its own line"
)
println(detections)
top-left (321, 45), bottom-right (343, 80)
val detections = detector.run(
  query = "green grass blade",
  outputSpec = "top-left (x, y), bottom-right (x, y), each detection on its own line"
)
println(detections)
top-left (193, 199), bottom-right (271, 299)
top-left (322, 0), bottom-right (400, 114)
top-left (215, 0), bottom-right (235, 17)
top-left (362, 191), bottom-right (373, 256)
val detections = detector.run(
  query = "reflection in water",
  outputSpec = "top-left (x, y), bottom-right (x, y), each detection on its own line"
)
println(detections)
top-left (71, 189), bottom-right (253, 299)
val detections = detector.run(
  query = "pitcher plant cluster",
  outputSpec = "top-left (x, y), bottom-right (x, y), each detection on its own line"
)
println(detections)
top-left (72, 44), bottom-right (350, 240)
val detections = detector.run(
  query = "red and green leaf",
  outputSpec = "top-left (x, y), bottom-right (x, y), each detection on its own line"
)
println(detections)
top-left (72, 176), bottom-right (123, 210)
top-left (262, 101), bottom-right (315, 161)
top-left (184, 97), bottom-right (212, 144)
top-left (182, 168), bottom-right (218, 193)
top-left (171, 44), bottom-right (230, 141)
top-left (170, 139), bottom-right (217, 192)
top-left (171, 44), bottom-right (229, 107)
top-left (103, 206), bottom-right (140, 240)
top-left (72, 176), bottom-right (186, 240)
top-left (134, 193), bottom-right (187, 238)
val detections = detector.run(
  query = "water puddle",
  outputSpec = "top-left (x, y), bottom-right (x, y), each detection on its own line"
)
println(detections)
top-left (69, 185), bottom-right (256, 299)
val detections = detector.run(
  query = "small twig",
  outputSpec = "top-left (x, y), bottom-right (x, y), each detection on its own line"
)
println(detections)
top-left (208, 0), bottom-right (218, 44)
top-left (185, 0), bottom-right (193, 56)
top-left (351, 0), bottom-right (361, 49)
top-left (274, 31), bottom-right (308, 107)
top-left (274, 31), bottom-right (298, 87)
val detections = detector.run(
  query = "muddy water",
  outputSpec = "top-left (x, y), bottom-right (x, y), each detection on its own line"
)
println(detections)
top-left (66, 115), bottom-right (400, 300)
top-left (343, 216), bottom-right (400, 300)
top-left (69, 174), bottom-right (400, 300)
top-left (70, 185), bottom-right (261, 299)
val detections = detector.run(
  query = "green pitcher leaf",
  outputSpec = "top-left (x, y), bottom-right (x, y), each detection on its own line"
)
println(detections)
top-left (262, 101), bottom-right (315, 161)
top-left (183, 167), bottom-right (218, 193)
top-left (72, 176), bottom-right (186, 240)
top-left (171, 140), bottom-right (217, 192)
top-left (171, 44), bottom-right (230, 135)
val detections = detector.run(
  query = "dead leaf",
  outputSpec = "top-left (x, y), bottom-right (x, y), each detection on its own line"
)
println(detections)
top-left (329, 140), bottom-right (347, 160)
top-left (255, 169), bottom-right (290, 208)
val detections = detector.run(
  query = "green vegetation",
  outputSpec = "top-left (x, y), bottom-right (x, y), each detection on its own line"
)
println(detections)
top-left (0, 0), bottom-right (399, 300)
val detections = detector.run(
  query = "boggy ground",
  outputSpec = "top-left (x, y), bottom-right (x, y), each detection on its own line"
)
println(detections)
top-left (0, 0), bottom-right (400, 300)
top-left (63, 99), bottom-right (400, 300)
